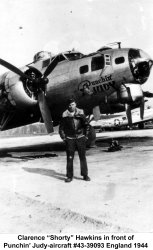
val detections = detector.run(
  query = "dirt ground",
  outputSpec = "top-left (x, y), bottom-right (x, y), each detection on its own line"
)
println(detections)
top-left (0, 129), bottom-right (153, 233)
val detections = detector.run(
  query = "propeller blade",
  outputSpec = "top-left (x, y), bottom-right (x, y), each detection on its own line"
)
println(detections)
top-left (43, 56), bottom-right (59, 78)
top-left (38, 90), bottom-right (54, 133)
top-left (125, 103), bottom-right (132, 128)
top-left (140, 98), bottom-right (145, 120)
top-left (0, 58), bottom-right (32, 81)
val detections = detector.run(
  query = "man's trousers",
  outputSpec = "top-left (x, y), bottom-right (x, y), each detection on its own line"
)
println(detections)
top-left (65, 136), bottom-right (88, 178)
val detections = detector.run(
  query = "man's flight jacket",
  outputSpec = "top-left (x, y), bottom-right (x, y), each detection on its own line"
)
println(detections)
top-left (59, 108), bottom-right (90, 140)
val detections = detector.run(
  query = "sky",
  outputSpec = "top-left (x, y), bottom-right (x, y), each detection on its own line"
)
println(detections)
top-left (0, 0), bottom-right (153, 105)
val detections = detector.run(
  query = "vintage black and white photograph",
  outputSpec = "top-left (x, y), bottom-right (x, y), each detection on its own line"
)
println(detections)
top-left (0, 0), bottom-right (153, 236)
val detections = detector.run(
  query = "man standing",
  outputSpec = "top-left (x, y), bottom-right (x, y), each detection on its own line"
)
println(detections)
top-left (59, 98), bottom-right (91, 182)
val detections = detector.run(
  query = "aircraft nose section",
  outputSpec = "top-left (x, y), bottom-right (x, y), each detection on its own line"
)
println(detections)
top-left (139, 50), bottom-right (153, 75)
top-left (129, 49), bottom-right (152, 84)
top-left (139, 49), bottom-right (152, 61)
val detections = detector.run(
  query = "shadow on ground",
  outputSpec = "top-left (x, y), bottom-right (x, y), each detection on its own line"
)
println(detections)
top-left (23, 167), bottom-right (82, 181)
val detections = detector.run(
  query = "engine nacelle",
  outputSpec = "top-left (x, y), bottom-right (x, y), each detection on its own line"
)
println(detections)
top-left (4, 69), bottom-right (37, 109)
top-left (107, 84), bottom-right (143, 104)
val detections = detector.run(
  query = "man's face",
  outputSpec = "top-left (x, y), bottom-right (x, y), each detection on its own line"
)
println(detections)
top-left (68, 102), bottom-right (76, 112)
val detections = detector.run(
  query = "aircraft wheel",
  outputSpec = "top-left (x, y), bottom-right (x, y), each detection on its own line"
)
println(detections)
top-left (138, 123), bottom-right (144, 129)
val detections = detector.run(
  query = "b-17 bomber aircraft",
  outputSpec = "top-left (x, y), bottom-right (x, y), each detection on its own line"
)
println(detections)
top-left (0, 42), bottom-right (153, 140)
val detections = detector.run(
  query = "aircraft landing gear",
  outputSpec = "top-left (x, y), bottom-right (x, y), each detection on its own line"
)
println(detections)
top-left (86, 125), bottom-right (96, 148)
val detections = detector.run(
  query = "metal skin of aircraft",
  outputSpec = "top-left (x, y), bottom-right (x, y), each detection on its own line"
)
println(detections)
top-left (0, 42), bottom-right (153, 135)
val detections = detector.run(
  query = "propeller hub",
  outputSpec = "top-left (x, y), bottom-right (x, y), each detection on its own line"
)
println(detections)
top-left (22, 69), bottom-right (50, 98)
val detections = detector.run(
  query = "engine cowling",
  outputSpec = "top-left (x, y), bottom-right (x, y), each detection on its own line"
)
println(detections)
top-left (107, 84), bottom-right (143, 104)
top-left (3, 68), bottom-right (37, 109)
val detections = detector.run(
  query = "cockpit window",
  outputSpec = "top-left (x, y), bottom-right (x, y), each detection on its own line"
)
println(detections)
top-left (115, 57), bottom-right (125, 64)
top-left (57, 54), bottom-right (66, 62)
top-left (50, 54), bottom-right (66, 63)
top-left (64, 52), bottom-right (83, 60)
top-left (91, 56), bottom-right (104, 71)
